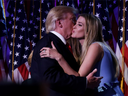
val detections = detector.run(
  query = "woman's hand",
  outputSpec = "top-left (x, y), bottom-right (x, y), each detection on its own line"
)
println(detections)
top-left (40, 41), bottom-right (62, 61)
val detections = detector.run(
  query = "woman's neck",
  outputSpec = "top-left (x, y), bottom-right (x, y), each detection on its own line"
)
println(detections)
top-left (79, 39), bottom-right (84, 45)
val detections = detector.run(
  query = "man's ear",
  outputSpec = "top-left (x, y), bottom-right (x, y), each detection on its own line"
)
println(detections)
top-left (56, 19), bottom-right (62, 28)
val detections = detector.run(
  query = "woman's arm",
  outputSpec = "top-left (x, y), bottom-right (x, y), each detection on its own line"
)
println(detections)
top-left (78, 43), bottom-right (103, 77)
top-left (40, 42), bottom-right (80, 76)
top-left (40, 42), bottom-right (103, 77)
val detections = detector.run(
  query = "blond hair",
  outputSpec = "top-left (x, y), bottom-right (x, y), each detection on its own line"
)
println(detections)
top-left (28, 50), bottom-right (33, 67)
top-left (79, 14), bottom-right (119, 78)
top-left (66, 38), bottom-right (81, 64)
top-left (45, 6), bottom-right (78, 33)
top-left (80, 14), bottom-right (103, 64)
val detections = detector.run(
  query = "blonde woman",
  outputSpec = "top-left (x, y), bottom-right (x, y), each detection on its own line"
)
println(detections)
top-left (40, 14), bottom-right (124, 96)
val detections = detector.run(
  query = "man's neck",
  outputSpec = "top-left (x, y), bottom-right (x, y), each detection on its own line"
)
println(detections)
top-left (50, 31), bottom-right (66, 45)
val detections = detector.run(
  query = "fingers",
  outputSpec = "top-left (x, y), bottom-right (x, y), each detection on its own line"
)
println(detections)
top-left (51, 41), bottom-right (56, 49)
top-left (97, 76), bottom-right (103, 80)
top-left (40, 48), bottom-right (49, 58)
top-left (90, 69), bottom-right (97, 76)
top-left (40, 47), bottom-right (49, 51)
top-left (92, 69), bottom-right (97, 74)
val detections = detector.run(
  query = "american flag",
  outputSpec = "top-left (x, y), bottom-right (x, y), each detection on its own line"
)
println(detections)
top-left (94, 0), bottom-right (112, 42)
top-left (3, 1), bottom-right (127, 92)
top-left (0, 0), bottom-right (7, 37)
top-left (107, 0), bottom-right (119, 52)
top-left (0, 40), bottom-right (7, 81)
top-left (115, 0), bottom-right (128, 96)
top-left (0, 0), bottom-right (9, 81)
top-left (6, 0), bottom-right (31, 83)
top-left (28, 0), bottom-right (53, 50)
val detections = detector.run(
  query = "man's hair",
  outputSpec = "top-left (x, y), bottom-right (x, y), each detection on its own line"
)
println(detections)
top-left (45, 6), bottom-right (78, 33)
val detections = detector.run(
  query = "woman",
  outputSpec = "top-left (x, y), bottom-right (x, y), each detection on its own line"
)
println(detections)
top-left (40, 14), bottom-right (124, 96)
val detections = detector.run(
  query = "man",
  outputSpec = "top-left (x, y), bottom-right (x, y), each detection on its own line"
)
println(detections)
top-left (30, 6), bottom-right (102, 96)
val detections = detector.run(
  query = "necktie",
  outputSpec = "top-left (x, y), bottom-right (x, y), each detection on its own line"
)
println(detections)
top-left (66, 42), bottom-right (73, 54)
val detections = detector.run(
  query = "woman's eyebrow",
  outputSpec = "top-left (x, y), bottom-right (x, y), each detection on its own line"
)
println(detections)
top-left (77, 21), bottom-right (83, 25)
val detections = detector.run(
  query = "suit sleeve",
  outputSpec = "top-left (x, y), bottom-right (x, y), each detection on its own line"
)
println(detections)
top-left (30, 39), bottom-right (87, 95)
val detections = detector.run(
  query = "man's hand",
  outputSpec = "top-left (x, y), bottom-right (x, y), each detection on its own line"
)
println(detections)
top-left (86, 69), bottom-right (103, 89)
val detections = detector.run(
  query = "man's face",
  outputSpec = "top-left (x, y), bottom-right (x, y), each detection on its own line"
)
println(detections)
top-left (61, 13), bottom-right (76, 40)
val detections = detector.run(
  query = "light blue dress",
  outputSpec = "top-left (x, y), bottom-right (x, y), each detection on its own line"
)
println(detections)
top-left (93, 42), bottom-right (124, 96)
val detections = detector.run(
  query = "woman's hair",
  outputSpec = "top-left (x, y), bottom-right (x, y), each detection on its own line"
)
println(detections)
top-left (79, 14), bottom-right (103, 64)
top-left (66, 38), bottom-right (82, 64)
top-left (79, 13), bottom-right (119, 78)
top-left (45, 6), bottom-right (78, 33)
top-left (28, 50), bottom-right (33, 67)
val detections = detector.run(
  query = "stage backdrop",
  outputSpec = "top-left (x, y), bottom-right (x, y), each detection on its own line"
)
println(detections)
top-left (0, 0), bottom-right (128, 96)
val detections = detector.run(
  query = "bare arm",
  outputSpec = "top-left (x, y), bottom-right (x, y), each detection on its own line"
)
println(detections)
top-left (40, 42), bottom-right (103, 77)
top-left (40, 42), bottom-right (80, 76)
top-left (40, 42), bottom-right (103, 89)
top-left (78, 43), bottom-right (103, 77)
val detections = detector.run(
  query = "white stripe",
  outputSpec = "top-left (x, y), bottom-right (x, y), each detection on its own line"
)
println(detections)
top-left (25, 61), bottom-right (30, 71)
top-left (116, 43), bottom-right (128, 85)
top-left (13, 68), bottom-right (23, 84)
top-left (25, 61), bottom-right (31, 78)
top-left (7, 68), bottom-right (24, 84)
top-left (126, 40), bottom-right (128, 47)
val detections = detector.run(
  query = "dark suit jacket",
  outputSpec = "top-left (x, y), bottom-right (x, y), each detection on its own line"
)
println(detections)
top-left (30, 32), bottom-right (87, 96)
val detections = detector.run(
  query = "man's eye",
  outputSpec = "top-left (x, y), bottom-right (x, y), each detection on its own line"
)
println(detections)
top-left (71, 18), bottom-right (76, 25)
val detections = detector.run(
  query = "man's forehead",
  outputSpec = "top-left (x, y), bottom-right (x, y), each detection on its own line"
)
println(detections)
top-left (67, 12), bottom-right (76, 17)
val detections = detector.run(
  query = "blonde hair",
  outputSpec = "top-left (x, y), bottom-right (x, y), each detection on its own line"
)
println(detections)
top-left (80, 14), bottom-right (103, 64)
top-left (66, 38), bottom-right (81, 64)
top-left (45, 6), bottom-right (78, 33)
top-left (79, 14), bottom-right (119, 78)
top-left (28, 50), bottom-right (33, 67)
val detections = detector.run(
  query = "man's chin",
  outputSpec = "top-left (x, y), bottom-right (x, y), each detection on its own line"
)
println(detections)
top-left (66, 36), bottom-right (71, 40)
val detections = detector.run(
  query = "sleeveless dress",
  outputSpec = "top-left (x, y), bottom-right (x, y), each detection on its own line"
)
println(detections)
top-left (93, 42), bottom-right (124, 96)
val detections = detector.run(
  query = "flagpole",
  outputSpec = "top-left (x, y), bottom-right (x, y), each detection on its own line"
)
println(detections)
top-left (2, 0), bottom-right (6, 62)
top-left (40, 0), bottom-right (42, 39)
top-left (12, 0), bottom-right (17, 82)
top-left (81, 0), bottom-right (83, 13)
top-left (121, 0), bottom-right (125, 93)
top-left (93, 0), bottom-right (95, 15)
top-left (2, 0), bottom-right (6, 21)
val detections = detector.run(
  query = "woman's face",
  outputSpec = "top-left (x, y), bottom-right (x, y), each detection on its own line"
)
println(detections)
top-left (71, 16), bottom-right (86, 39)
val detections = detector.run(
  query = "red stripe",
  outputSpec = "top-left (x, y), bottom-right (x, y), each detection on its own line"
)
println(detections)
top-left (124, 81), bottom-right (128, 96)
top-left (121, 44), bottom-right (128, 68)
top-left (18, 63), bottom-right (29, 80)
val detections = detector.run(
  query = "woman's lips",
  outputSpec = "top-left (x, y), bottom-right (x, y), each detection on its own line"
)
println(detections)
top-left (72, 30), bottom-right (75, 33)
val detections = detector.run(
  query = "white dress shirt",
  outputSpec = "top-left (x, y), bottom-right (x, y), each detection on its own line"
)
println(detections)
top-left (50, 31), bottom-right (66, 45)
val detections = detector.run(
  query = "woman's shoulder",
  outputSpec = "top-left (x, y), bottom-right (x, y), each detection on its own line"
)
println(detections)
top-left (90, 42), bottom-right (103, 50)
top-left (88, 42), bottom-right (104, 60)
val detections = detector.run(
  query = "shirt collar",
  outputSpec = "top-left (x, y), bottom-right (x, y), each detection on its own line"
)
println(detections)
top-left (50, 31), bottom-right (66, 45)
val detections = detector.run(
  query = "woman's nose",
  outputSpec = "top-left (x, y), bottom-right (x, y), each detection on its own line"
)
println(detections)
top-left (73, 25), bottom-right (76, 29)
